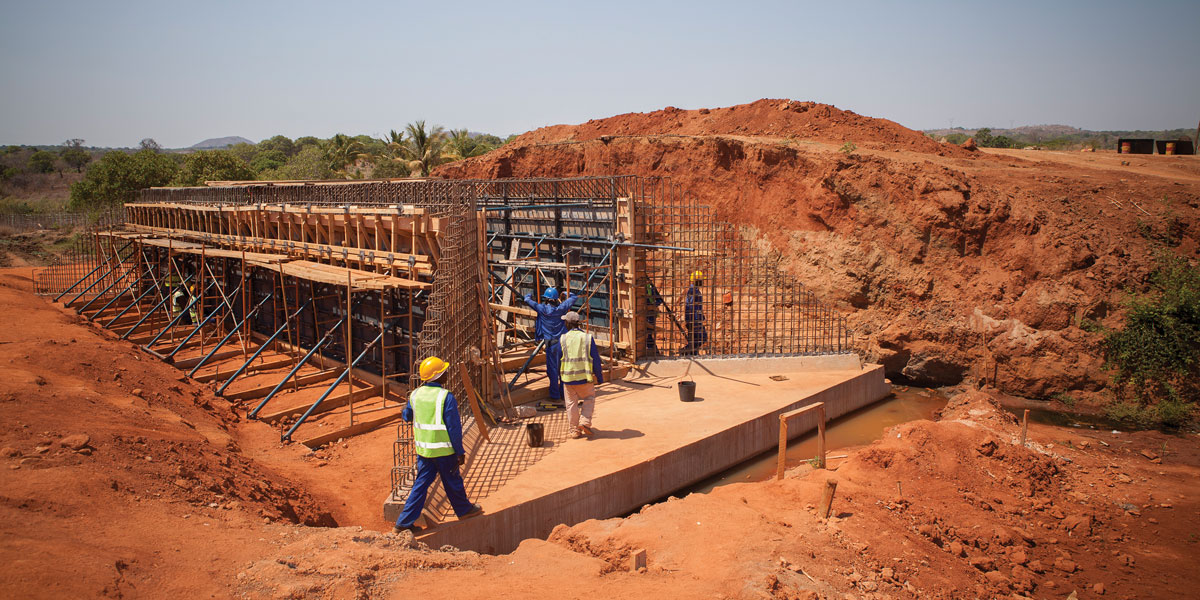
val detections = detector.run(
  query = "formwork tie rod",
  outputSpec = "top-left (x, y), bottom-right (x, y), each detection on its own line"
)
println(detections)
top-left (120, 274), bottom-right (195, 340)
top-left (480, 202), bottom-right (593, 212)
top-left (507, 338), bottom-right (547, 391)
top-left (280, 330), bottom-right (385, 442)
top-left (187, 293), bottom-right (275, 377)
top-left (486, 232), bottom-right (695, 252)
top-left (216, 298), bottom-right (314, 395)
top-left (87, 268), bottom-right (149, 321)
top-left (53, 240), bottom-right (133, 303)
top-left (246, 319), bottom-right (344, 417)
top-left (141, 280), bottom-right (218, 350)
top-left (162, 282), bottom-right (245, 360)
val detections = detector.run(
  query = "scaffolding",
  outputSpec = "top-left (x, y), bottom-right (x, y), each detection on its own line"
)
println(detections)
top-left (32, 175), bottom-right (854, 520)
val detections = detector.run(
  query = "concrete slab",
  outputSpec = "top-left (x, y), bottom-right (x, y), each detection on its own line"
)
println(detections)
top-left (386, 358), bottom-right (889, 554)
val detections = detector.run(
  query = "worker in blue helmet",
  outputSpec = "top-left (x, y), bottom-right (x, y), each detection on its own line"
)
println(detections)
top-left (522, 285), bottom-right (579, 402)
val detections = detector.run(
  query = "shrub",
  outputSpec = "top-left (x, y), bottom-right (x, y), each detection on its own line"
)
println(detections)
top-left (1103, 254), bottom-right (1199, 427)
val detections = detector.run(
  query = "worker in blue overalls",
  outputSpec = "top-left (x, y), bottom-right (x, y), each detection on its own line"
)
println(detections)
top-left (392, 356), bottom-right (482, 535)
top-left (682, 271), bottom-right (707, 355)
top-left (522, 286), bottom-right (579, 402)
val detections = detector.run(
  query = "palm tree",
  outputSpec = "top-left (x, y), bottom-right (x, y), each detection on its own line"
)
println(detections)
top-left (326, 133), bottom-right (367, 177)
top-left (446, 129), bottom-right (489, 161)
top-left (399, 121), bottom-right (447, 177)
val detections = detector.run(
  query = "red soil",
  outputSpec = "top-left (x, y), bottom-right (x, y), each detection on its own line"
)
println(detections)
top-left (518, 99), bottom-right (970, 157)
top-left (438, 100), bottom-right (1200, 403)
top-left (4, 264), bottom-right (1194, 598)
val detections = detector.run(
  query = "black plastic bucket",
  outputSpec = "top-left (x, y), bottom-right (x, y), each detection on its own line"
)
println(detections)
top-left (678, 380), bottom-right (697, 402)
top-left (526, 423), bottom-right (545, 447)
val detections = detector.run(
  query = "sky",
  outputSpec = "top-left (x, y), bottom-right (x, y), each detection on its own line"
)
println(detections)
top-left (1, 0), bottom-right (1197, 148)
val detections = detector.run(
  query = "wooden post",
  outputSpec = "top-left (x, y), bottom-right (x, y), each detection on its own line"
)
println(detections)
top-left (776, 413), bottom-right (788, 480)
top-left (1020, 409), bottom-right (1029, 447)
top-left (458, 363), bottom-right (490, 442)
top-left (896, 481), bottom-right (903, 499)
top-left (816, 404), bottom-right (827, 469)
top-left (629, 548), bottom-right (647, 572)
top-left (819, 479), bottom-right (838, 520)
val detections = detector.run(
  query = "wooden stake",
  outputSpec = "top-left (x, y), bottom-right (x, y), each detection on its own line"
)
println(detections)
top-left (1020, 409), bottom-right (1029, 447)
top-left (816, 404), bottom-right (827, 469)
top-left (629, 548), bottom-right (647, 572)
top-left (776, 413), bottom-right (788, 481)
top-left (896, 481), bottom-right (903, 499)
top-left (458, 363), bottom-right (491, 442)
top-left (819, 479), bottom-right (838, 520)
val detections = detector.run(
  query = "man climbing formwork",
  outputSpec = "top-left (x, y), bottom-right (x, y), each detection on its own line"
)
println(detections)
top-left (682, 271), bottom-right (707, 355)
top-left (522, 286), bottom-right (578, 402)
top-left (171, 283), bottom-right (197, 325)
top-left (392, 356), bottom-right (483, 535)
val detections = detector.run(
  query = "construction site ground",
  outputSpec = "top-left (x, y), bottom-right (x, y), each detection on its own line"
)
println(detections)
top-left (403, 359), bottom-right (886, 554)
top-left (2, 266), bottom-right (1199, 599)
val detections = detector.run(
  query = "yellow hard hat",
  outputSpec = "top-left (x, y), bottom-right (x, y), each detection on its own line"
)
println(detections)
top-left (690, 270), bottom-right (705, 282)
top-left (418, 356), bottom-right (449, 381)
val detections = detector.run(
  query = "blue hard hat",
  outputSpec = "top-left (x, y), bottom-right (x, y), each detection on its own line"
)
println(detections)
top-left (542, 287), bottom-right (559, 300)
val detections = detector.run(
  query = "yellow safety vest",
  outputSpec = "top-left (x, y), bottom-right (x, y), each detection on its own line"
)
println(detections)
top-left (410, 386), bottom-right (454, 458)
top-left (560, 329), bottom-right (595, 384)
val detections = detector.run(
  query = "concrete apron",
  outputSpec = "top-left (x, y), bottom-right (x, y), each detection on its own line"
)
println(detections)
top-left (394, 355), bottom-right (889, 554)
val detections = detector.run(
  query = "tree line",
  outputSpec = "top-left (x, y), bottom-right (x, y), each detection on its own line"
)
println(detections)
top-left (55, 123), bottom-right (511, 211)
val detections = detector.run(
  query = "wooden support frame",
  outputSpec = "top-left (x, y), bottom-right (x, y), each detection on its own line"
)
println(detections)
top-left (776, 402), bottom-right (826, 480)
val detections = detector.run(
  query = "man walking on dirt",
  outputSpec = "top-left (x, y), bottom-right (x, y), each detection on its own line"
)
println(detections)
top-left (559, 311), bottom-right (604, 439)
top-left (392, 356), bottom-right (482, 535)
top-left (522, 286), bottom-right (578, 403)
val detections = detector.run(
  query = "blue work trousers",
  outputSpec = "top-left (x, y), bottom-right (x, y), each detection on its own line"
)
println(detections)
top-left (545, 340), bottom-right (563, 400)
top-left (395, 454), bottom-right (475, 527)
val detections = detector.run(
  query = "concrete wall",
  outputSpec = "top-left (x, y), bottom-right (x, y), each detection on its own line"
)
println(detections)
top-left (415, 364), bottom-right (889, 554)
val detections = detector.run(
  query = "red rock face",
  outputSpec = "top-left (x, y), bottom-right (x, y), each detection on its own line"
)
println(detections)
top-left (439, 100), bottom-right (1200, 399)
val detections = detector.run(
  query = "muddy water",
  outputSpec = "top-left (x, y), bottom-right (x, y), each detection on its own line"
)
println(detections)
top-left (681, 387), bottom-right (949, 495)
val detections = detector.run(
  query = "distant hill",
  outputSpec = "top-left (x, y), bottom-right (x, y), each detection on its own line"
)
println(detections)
top-left (189, 136), bottom-right (253, 150)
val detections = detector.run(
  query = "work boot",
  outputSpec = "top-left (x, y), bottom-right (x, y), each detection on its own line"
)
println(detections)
top-left (578, 424), bottom-right (595, 438)
top-left (460, 504), bottom-right (483, 519)
top-left (570, 428), bottom-right (584, 439)
top-left (392, 523), bottom-right (422, 535)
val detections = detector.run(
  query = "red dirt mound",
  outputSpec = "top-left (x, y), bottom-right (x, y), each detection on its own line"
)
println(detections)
top-left (438, 103), bottom-right (1200, 402)
top-left (518, 98), bottom-right (968, 156)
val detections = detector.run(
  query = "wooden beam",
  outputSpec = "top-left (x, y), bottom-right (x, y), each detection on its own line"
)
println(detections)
top-left (298, 407), bottom-right (406, 448)
top-left (223, 369), bottom-right (340, 401)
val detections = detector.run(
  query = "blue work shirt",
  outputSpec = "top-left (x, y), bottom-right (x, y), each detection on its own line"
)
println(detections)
top-left (560, 331), bottom-right (606, 386)
top-left (523, 293), bottom-right (579, 341)
top-left (401, 382), bottom-right (465, 455)
top-left (684, 284), bottom-right (705, 323)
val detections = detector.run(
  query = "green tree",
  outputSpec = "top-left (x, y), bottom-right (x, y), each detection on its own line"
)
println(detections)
top-left (250, 150), bottom-right (287, 173)
top-left (139, 138), bottom-right (162, 152)
top-left (371, 158), bottom-right (410, 178)
top-left (260, 146), bottom-right (333, 181)
top-left (325, 133), bottom-right (367, 177)
top-left (259, 135), bottom-right (297, 157)
top-left (1103, 254), bottom-right (1200, 426)
top-left (445, 129), bottom-right (492, 161)
top-left (61, 139), bottom-right (91, 172)
top-left (398, 120), bottom-right (447, 176)
top-left (69, 150), bottom-right (179, 210)
top-left (28, 150), bottom-right (57, 173)
top-left (295, 136), bottom-right (321, 151)
top-left (172, 150), bottom-right (256, 186)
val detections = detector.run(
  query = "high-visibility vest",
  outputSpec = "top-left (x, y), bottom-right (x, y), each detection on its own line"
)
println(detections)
top-left (410, 386), bottom-right (455, 458)
top-left (560, 329), bottom-right (595, 384)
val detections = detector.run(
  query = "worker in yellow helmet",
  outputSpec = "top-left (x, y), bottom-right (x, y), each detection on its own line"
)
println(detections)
top-left (682, 270), bottom-right (707, 355)
top-left (392, 356), bottom-right (482, 535)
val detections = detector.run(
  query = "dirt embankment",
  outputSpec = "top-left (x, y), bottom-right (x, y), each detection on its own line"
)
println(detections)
top-left (438, 99), bottom-right (1200, 400)
top-left (2, 266), bottom-right (1196, 598)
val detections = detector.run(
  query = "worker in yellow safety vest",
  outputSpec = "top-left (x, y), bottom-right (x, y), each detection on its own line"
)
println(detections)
top-left (559, 312), bottom-right (604, 439)
top-left (392, 356), bottom-right (483, 535)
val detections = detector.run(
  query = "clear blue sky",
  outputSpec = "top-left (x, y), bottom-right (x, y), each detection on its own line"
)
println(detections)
top-left (1, 0), bottom-right (1197, 148)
